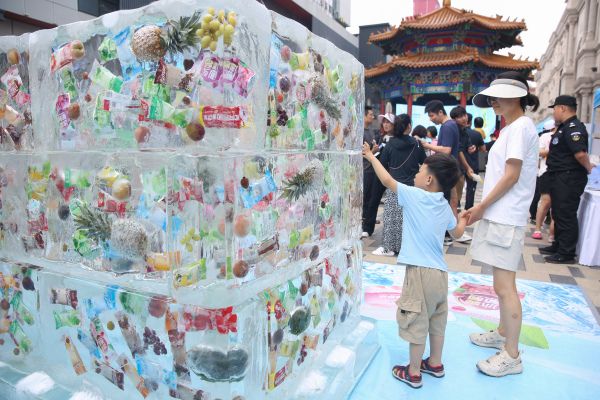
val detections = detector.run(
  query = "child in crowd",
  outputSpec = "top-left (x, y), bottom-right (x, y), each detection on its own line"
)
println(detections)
top-left (362, 143), bottom-right (468, 389)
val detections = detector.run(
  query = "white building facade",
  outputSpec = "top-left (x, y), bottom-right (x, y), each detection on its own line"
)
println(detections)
top-left (534, 0), bottom-right (600, 125)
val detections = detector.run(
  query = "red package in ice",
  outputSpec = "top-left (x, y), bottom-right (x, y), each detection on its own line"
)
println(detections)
top-left (199, 105), bottom-right (248, 128)
top-left (55, 93), bottom-right (70, 128)
top-left (98, 191), bottom-right (127, 216)
top-left (50, 41), bottom-right (84, 73)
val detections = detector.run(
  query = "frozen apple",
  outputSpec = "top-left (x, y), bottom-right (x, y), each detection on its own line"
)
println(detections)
top-left (134, 126), bottom-right (150, 143)
top-left (67, 103), bottom-right (80, 120)
top-left (7, 48), bottom-right (20, 65)
top-left (185, 122), bottom-right (205, 141)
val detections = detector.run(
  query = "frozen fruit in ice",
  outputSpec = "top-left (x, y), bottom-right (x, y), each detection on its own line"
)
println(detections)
top-left (276, 92), bottom-right (284, 103)
top-left (187, 345), bottom-right (248, 382)
top-left (240, 177), bottom-right (249, 189)
top-left (107, 321), bottom-right (115, 330)
top-left (13, 348), bottom-right (19, 356)
top-left (0, 299), bottom-right (9, 310)
top-left (84, 93), bottom-right (92, 102)
top-left (272, 328), bottom-right (284, 346)
top-left (182, 96), bottom-right (192, 105)
top-left (7, 49), bottom-right (20, 65)
top-left (299, 282), bottom-right (308, 296)
top-left (82, 71), bottom-right (89, 80)
top-left (58, 204), bottom-right (71, 220)
top-left (148, 295), bottom-right (168, 318)
top-left (233, 215), bottom-right (250, 237)
top-left (71, 40), bottom-right (85, 59)
top-left (185, 122), bottom-right (205, 141)
top-left (110, 219), bottom-right (148, 260)
top-left (309, 245), bottom-right (319, 261)
top-left (279, 76), bottom-right (290, 93)
top-left (280, 45), bottom-right (291, 62)
top-left (183, 59), bottom-right (194, 71)
top-left (233, 260), bottom-right (249, 278)
top-left (200, 35), bottom-right (211, 49)
top-left (22, 276), bottom-right (35, 291)
top-left (111, 178), bottom-right (131, 201)
top-left (134, 126), bottom-right (150, 143)
top-left (67, 103), bottom-right (81, 120)
top-left (227, 12), bottom-right (237, 27)
top-left (320, 121), bottom-right (327, 134)
top-left (289, 306), bottom-right (310, 335)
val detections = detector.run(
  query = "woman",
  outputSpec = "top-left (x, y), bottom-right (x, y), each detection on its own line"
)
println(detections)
top-left (465, 71), bottom-right (540, 377)
top-left (372, 114), bottom-right (426, 256)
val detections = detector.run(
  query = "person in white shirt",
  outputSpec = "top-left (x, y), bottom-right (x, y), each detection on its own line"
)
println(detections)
top-left (531, 120), bottom-right (555, 240)
top-left (464, 71), bottom-right (540, 377)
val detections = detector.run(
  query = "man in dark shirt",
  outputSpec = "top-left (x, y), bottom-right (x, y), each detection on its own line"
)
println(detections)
top-left (539, 95), bottom-right (595, 264)
top-left (420, 100), bottom-right (464, 244)
top-left (449, 107), bottom-right (476, 210)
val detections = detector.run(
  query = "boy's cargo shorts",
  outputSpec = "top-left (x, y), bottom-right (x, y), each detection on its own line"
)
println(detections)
top-left (396, 265), bottom-right (448, 345)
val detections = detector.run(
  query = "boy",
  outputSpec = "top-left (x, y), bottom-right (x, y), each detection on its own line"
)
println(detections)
top-left (362, 143), bottom-right (468, 388)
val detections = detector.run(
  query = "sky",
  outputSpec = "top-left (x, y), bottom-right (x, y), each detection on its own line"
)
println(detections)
top-left (347, 0), bottom-right (567, 61)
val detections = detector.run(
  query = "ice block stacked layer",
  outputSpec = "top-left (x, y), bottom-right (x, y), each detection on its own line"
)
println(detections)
top-left (0, 0), bottom-right (365, 399)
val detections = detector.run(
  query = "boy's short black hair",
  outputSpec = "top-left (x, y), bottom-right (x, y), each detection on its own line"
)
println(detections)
top-left (424, 100), bottom-right (446, 115)
top-left (474, 117), bottom-right (484, 128)
top-left (423, 153), bottom-right (460, 201)
top-left (450, 106), bottom-right (467, 119)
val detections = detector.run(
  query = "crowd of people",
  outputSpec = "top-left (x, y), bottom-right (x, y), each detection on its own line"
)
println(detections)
top-left (361, 70), bottom-right (595, 388)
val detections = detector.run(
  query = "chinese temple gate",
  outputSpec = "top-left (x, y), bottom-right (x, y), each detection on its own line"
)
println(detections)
top-left (365, 0), bottom-right (539, 115)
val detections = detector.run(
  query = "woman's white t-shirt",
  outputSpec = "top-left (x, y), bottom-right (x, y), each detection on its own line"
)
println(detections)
top-left (481, 116), bottom-right (539, 226)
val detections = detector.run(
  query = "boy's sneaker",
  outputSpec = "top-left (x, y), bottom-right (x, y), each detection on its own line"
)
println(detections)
top-left (469, 329), bottom-right (505, 349)
top-left (372, 247), bottom-right (395, 256)
top-left (392, 365), bottom-right (422, 388)
top-left (420, 358), bottom-right (445, 378)
top-left (477, 349), bottom-right (523, 377)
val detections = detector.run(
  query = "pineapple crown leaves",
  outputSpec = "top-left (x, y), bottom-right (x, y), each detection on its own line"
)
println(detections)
top-left (280, 161), bottom-right (323, 201)
top-left (310, 77), bottom-right (341, 120)
top-left (161, 11), bottom-right (203, 56)
top-left (73, 202), bottom-right (112, 243)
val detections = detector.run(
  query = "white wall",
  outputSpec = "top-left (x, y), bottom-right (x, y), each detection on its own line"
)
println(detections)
top-left (0, 0), bottom-right (93, 31)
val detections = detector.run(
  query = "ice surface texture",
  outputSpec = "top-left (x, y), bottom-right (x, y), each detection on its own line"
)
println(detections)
top-left (0, 0), bottom-right (364, 398)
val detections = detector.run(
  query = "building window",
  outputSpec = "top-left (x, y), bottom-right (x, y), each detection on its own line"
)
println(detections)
top-left (78, 0), bottom-right (119, 17)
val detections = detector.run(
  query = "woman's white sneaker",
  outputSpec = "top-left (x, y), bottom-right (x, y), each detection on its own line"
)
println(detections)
top-left (469, 329), bottom-right (506, 349)
top-left (477, 349), bottom-right (523, 377)
top-left (372, 247), bottom-right (395, 256)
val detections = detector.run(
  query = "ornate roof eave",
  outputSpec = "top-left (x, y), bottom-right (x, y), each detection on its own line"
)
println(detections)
top-left (365, 48), bottom-right (539, 80)
top-left (369, 4), bottom-right (527, 45)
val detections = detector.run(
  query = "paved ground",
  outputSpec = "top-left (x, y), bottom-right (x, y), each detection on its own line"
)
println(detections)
top-left (362, 173), bottom-right (600, 323)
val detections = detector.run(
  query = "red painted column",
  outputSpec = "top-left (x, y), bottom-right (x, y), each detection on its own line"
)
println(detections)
top-left (407, 93), bottom-right (413, 117)
top-left (380, 98), bottom-right (385, 115)
top-left (460, 92), bottom-right (467, 108)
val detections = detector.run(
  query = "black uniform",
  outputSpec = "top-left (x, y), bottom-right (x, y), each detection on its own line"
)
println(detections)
top-left (546, 115), bottom-right (589, 258)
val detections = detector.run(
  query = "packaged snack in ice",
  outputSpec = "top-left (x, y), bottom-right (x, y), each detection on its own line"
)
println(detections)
top-left (60, 68), bottom-right (78, 101)
top-left (118, 355), bottom-right (150, 398)
top-left (154, 59), bottom-right (194, 92)
top-left (98, 36), bottom-right (118, 63)
top-left (55, 94), bottom-right (71, 129)
top-left (93, 358), bottom-right (125, 390)
top-left (9, 320), bottom-right (32, 353)
top-left (50, 40), bottom-right (85, 73)
top-left (50, 288), bottom-right (78, 309)
top-left (135, 355), bottom-right (177, 390)
top-left (199, 105), bottom-right (249, 128)
top-left (96, 90), bottom-right (140, 113)
top-left (90, 60), bottom-right (123, 93)
top-left (53, 309), bottom-right (82, 328)
top-left (64, 335), bottom-right (86, 375)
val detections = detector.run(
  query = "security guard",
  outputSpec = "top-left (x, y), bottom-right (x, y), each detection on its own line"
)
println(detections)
top-left (540, 95), bottom-right (594, 263)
